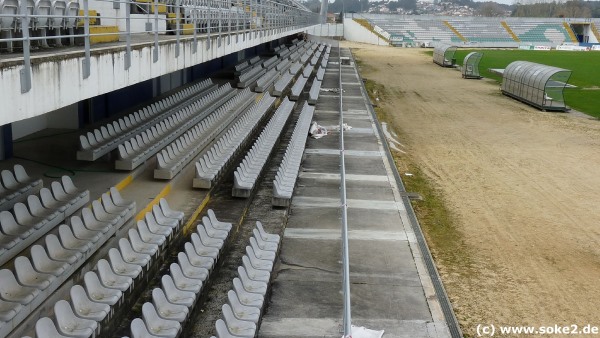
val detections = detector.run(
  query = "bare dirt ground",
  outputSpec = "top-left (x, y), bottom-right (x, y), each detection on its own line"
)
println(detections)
top-left (345, 41), bottom-right (600, 337)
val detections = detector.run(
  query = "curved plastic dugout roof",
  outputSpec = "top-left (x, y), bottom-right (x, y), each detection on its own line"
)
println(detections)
top-left (501, 61), bottom-right (572, 111)
top-left (433, 44), bottom-right (457, 67)
top-left (462, 51), bottom-right (483, 79)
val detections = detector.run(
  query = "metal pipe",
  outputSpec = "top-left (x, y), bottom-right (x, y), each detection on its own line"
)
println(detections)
top-left (338, 42), bottom-right (352, 338)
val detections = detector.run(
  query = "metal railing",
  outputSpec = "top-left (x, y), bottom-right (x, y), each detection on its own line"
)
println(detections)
top-left (338, 41), bottom-right (352, 338)
top-left (0, 0), bottom-right (319, 92)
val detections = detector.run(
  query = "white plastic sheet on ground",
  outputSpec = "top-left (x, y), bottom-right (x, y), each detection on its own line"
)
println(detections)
top-left (342, 325), bottom-right (384, 338)
top-left (309, 121), bottom-right (328, 139)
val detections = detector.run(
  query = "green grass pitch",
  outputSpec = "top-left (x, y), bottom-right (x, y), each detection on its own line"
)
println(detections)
top-left (442, 50), bottom-right (600, 118)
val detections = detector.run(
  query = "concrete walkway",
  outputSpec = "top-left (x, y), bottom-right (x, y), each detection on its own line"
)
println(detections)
top-left (258, 48), bottom-right (452, 338)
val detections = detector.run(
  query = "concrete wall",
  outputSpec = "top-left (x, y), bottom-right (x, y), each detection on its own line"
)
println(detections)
top-left (0, 27), bottom-right (311, 127)
top-left (343, 18), bottom-right (389, 46)
top-left (12, 104), bottom-right (79, 140)
top-left (306, 24), bottom-right (343, 37)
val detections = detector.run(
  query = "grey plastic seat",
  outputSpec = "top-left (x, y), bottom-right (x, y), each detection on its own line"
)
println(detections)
top-left (222, 303), bottom-right (256, 337)
top-left (102, 193), bottom-right (129, 218)
top-left (54, 300), bottom-right (97, 338)
top-left (128, 229), bottom-right (159, 256)
top-left (92, 200), bottom-right (120, 227)
top-left (83, 271), bottom-right (122, 305)
top-left (30, 244), bottom-right (68, 276)
top-left (252, 230), bottom-right (278, 251)
top-left (232, 278), bottom-right (263, 309)
top-left (206, 210), bottom-right (232, 231)
top-left (110, 187), bottom-right (136, 212)
top-left (142, 302), bottom-right (181, 337)
top-left (190, 233), bottom-right (219, 258)
top-left (215, 319), bottom-right (248, 338)
top-left (0, 269), bottom-right (40, 305)
top-left (70, 285), bottom-right (110, 322)
top-left (144, 214), bottom-right (172, 238)
top-left (27, 195), bottom-right (59, 221)
top-left (14, 256), bottom-right (55, 290)
top-left (130, 317), bottom-right (162, 338)
top-left (1, 210), bottom-right (34, 239)
top-left (152, 288), bottom-right (188, 323)
top-left (14, 202), bottom-right (45, 229)
top-left (183, 244), bottom-right (215, 271)
top-left (237, 266), bottom-right (267, 295)
top-left (1, 170), bottom-right (26, 193)
top-left (161, 275), bottom-right (195, 308)
top-left (35, 317), bottom-right (72, 338)
top-left (108, 248), bottom-right (142, 278)
top-left (227, 290), bottom-right (260, 324)
top-left (255, 221), bottom-right (280, 243)
top-left (62, 176), bottom-right (89, 200)
top-left (0, 297), bottom-right (23, 322)
top-left (97, 259), bottom-right (133, 291)
top-left (242, 255), bottom-right (270, 282)
top-left (119, 238), bottom-right (151, 267)
top-left (170, 263), bottom-right (202, 294)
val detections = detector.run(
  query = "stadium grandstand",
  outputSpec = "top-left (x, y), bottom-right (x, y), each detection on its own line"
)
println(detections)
top-left (355, 14), bottom-right (600, 47)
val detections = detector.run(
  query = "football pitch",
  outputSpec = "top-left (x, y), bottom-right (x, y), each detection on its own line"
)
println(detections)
top-left (450, 50), bottom-right (600, 118)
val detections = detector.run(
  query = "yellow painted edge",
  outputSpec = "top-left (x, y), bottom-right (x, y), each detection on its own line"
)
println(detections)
top-left (115, 175), bottom-right (134, 191)
top-left (135, 184), bottom-right (172, 221)
top-left (183, 193), bottom-right (211, 235)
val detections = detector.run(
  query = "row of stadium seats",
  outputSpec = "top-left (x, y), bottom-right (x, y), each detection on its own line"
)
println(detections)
top-left (209, 221), bottom-right (280, 338)
top-left (0, 165), bottom-right (42, 212)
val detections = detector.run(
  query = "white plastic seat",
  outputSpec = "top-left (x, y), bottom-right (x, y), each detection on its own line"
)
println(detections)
top-left (27, 195), bottom-right (59, 221)
top-left (159, 199), bottom-right (184, 222)
top-left (92, 200), bottom-right (120, 227)
top-left (249, 238), bottom-right (276, 260)
top-left (161, 275), bottom-right (195, 308)
top-left (170, 263), bottom-right (202, 294)
top-left (202, 220), bottom-right (228, 240)
top-left (215, 319), bottom-right (248, 338)
top-left (245, 246), bottom-right (273, 271)
top-left (227, 290), bottom-right (260, 323)
top-left (232, 278), bottom-right (263, 309)
top-left (144, 215), bottom-right (172, 238)
top-left (137, 220), bottom-right (166, 246)
top-left (241, 256), bottom-right (270, 283)
top-left (58, 224), bottom-right (92, 253)
top-left (1, 210), bottom-right (34, 239)
top-left (128, 229), bottom-right (159, 256)
top-left (0, 269), bottom-right (40, 305)
top-left (152, 205), bottom-right (178, 229)
top-left (81, 209), bottom-right (111, 234)
top-left (62, 176), bottom-right (89, 200)
top-left (196, 224), bottom-right (224, 248)
top-left (183, 244), bottom-right (215, 271)
top-left (14, 256), bottom-right (56, 290)
top-left (30, 244), bottom-right (68, 276)
top-left (14, 202), bottom-right (45, 229)
top-left (70, 285), bottom-right (110, 322)
top-left (255, 221), bottom-right (280, 243)
top-left (222, 303), bottom-right (256, 337)
top-left (152, 288), bottom-right (188, 323)
top-left (71, 216), bottom-right (101, 243)
top-left (108, 248), bottom-right (142, 278)
top-left (110, 187), bottom-right (136, 211)
top-left (206, 210), bottom-right (232, 231)
top-left (130, 317), bottom-right (162, 338)
top-left (35, 317), bottom-right (72, 338)
top-left (190, 233), bottom-right (219, 258)
top-left (237, 266), bottom-right (267, 295)
top-left (0, 297), bottom-right (23, 322)
top-left (97, 259), bottom-right (133, 291)
top-left (177, 252), bottom-right (209, 280)
top-left (251, 231), bottom-right (278, 251)
top-left (102, 193), bottom-right (129, 218)
top-left (142, 302), bottom-right (181, 338)
top-left (83, 271), bottom-right (122, 305)
top-left (119, 238), bottom-right (151, 266)
top-left (54, 300), bottom-right (98, 338)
